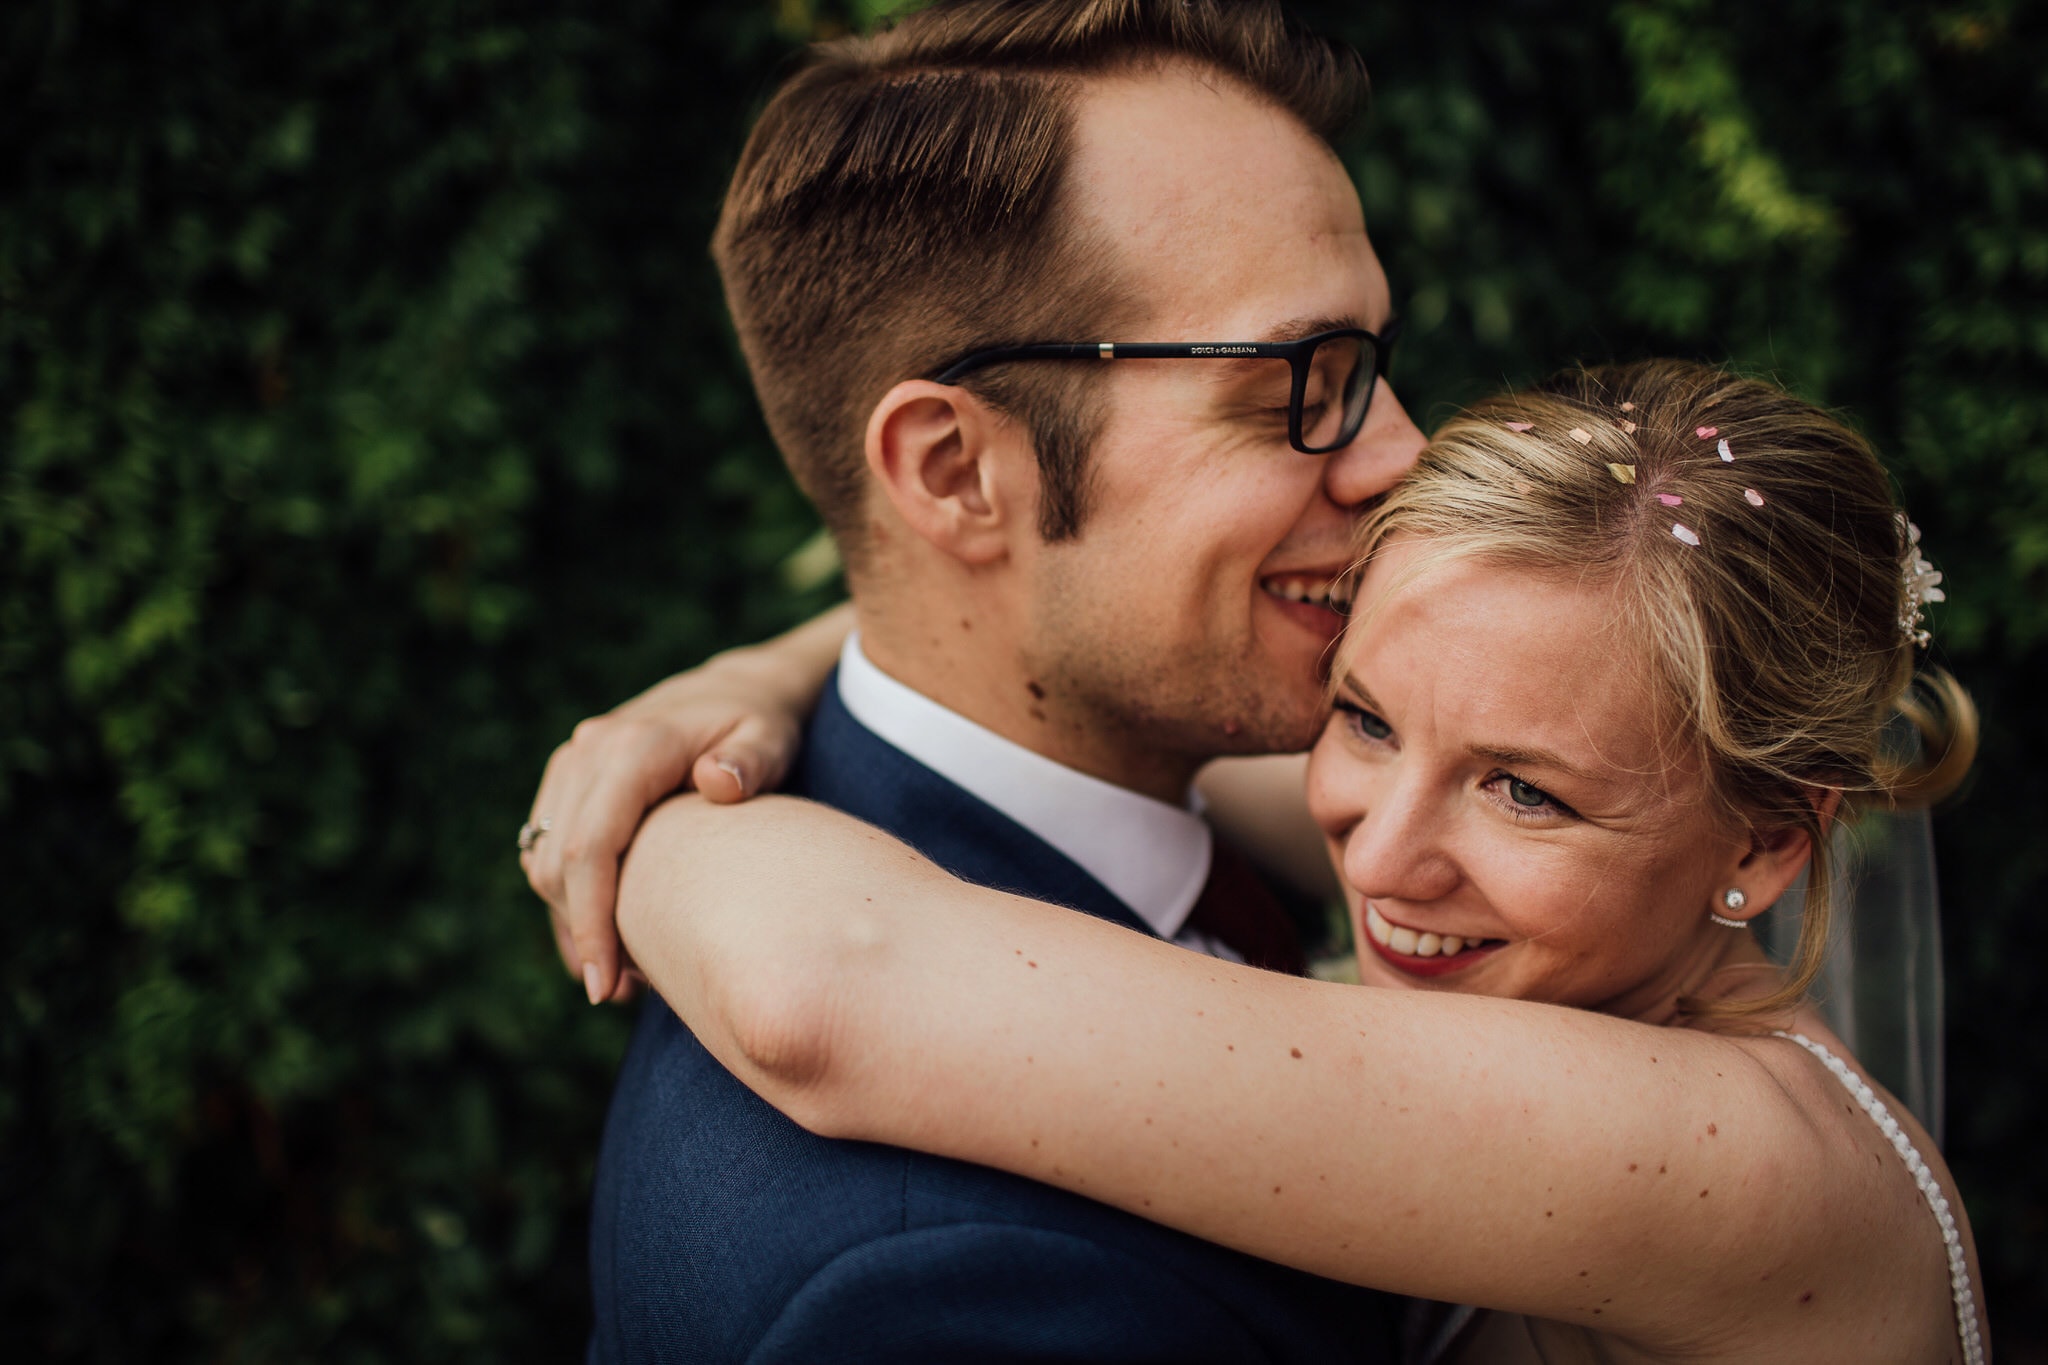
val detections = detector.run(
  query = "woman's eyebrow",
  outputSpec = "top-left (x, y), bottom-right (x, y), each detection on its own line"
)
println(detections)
top-left (1470, 743), bottom-right (1601, 786)
top-left (1333, 674), bottom-right (1380, 710)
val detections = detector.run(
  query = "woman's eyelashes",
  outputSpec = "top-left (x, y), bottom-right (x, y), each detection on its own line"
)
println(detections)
top-left (1484, 772), bottom-right (1579, 822)
top-left (1333, 700), bottom-right (1580, 822)
top-left (1334, 699), bottom-right (1392, 742)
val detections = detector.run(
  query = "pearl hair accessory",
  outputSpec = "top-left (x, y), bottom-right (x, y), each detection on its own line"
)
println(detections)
top-left (1899, 516), bottom-right (1947, 648)
top-left (1709, 887), bottom-right (1747, 928)
top-left (1772, 1032), bottom-right (1983, 1365)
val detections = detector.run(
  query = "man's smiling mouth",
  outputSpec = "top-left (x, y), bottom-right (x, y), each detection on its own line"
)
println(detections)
top-left (1259, 573), bottom-right (1353, 615)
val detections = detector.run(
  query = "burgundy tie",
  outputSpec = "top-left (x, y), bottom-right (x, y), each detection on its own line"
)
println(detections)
top-left (1183, 836), bottom-right (1308, 976)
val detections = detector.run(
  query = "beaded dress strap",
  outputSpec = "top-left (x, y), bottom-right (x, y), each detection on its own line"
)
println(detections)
top-left (1772, 1031), bottom-right (1981, 1365)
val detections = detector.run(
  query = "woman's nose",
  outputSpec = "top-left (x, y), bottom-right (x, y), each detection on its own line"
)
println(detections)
top-left (1339, 770), bottom-right (1461, 906)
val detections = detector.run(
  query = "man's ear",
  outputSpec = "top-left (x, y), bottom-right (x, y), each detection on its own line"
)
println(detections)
top-left (864, 380), bottom-right (1029, 566)
top-left (1721, 788), bottom-right (1845, 921)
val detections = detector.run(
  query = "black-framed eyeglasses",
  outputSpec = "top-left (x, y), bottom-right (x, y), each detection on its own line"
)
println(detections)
top-left (929, 321), bottom-right (1401, 455)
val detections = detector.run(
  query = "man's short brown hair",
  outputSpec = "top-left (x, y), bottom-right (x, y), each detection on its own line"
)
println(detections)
top-left (712, 0), bottom-right (1366, 562)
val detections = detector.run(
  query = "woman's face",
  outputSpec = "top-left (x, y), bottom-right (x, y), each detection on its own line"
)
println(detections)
top-left (1305, 537), bottom-right (1765, 1019)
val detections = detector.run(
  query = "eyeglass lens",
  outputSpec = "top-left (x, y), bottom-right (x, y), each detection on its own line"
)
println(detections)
top-left (1299, 334), bottom-right (1374, 453)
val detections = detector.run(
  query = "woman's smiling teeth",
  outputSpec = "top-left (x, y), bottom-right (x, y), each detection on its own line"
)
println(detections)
top-left (1364, 903), bottom-right (1500, 958)
top-left (1262, 574), bottom-right (1353, 613)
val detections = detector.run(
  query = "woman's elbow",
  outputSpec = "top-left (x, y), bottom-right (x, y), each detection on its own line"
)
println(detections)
top-left (713, 944), bottom-right (868, 1138)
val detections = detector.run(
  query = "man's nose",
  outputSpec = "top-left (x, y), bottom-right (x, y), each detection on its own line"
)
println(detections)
top-left (1324, 382), bottom-right (1425, 510)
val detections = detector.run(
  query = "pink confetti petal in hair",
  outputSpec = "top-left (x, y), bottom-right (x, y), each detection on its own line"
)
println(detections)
top-left (1620, 401), bottom-right (1636, 412)
top-left (1569, 427), bottom-right (1592, 444)
top-left (1657, 492), bottom-right (1683, 506)
top-left (1744, 488), bottom-right (1765, 507)
top-left (1696, 426), bottom-right (1719, 439)
top-left (1718, 438), bottom-right (1734, 462)
top-left (1618, 419), bottom-right (1638, 434)
top-left (1671, 523), bottom-right (1701, 547)
top-left (1504, 421), bottom-right (1534, 432)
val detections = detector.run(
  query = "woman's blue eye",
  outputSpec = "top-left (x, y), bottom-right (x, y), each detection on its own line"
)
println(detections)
top-left (1494, 774), bottom-right (1578, 819)
top-left (1338, 702), bottom-right (1392, 741)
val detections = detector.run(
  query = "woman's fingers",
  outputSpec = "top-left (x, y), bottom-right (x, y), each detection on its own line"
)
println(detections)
top-left (551, 716), bottom-right (719, 1002)
top-left (690, 711), bottom-right (800, 804)
top-left (520, 681), bottom-right (812, 1002)
top-left (564, 846), bottom-right (624, 1004)
top-left (522, 739), bottom-right (591, 978)
top-left (547, 904), bottom-right (581, 982)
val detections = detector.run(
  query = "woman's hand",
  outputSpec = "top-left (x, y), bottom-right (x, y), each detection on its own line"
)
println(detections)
top-left (1195, 751), bottom-right (1340, 902)
top-left (521, 603), bottom-right (852, 1003)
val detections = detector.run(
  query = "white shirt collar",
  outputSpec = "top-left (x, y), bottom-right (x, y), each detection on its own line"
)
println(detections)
top-left (836, 632), bottom-right (1212, 940)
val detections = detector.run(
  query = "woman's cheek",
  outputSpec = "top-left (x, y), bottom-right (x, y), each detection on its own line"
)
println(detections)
top-left (1303, 721), bottom-right (1358, 839)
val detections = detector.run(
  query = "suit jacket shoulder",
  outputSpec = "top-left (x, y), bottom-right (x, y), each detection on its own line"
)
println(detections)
top-left (588, 675), bottom-right (1398, 1364)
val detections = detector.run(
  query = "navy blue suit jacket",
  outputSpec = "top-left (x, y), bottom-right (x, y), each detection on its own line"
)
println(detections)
top-left (588, 678), bottom-right (1399, 1363)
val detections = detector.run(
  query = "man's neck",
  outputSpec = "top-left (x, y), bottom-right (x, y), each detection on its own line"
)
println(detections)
top-left (855, 608), bottom-right (1202, 805)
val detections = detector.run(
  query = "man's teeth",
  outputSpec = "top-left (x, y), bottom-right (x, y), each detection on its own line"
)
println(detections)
top-left (1364, 903), bottom-right (1494, 959)
top-left (1263, 577), bottom-right (1353, 612)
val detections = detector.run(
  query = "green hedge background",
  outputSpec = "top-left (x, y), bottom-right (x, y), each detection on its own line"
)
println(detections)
top-left (4, 0), bottom-right (2043, 1358)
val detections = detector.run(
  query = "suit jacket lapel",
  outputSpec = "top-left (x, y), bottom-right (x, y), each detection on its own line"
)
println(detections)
top-left (790, 675), bottom-right (1159, 941)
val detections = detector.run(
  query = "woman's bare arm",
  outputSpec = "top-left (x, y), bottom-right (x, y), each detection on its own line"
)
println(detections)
top-left (1195, 752), bottom-right (1340, 902)
top-left (618, 793), bottom-right (1952, 1358)
top-left (523, 603), bottom-right (851, 1001)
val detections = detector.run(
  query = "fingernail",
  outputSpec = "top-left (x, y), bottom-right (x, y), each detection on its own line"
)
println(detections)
top-left (583, 963), bottom-right (603, 1005)
top-left (715, 757), bottom-right (749, 795)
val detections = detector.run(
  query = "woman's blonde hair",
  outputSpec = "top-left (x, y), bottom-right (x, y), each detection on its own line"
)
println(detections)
top-left (1351, 358), bottom-right (1976, 1024)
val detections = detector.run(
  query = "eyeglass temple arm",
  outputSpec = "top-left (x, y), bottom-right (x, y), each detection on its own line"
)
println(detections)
top-left (932, 343), bottom-right (1107, 384)
top-left (932, 340), bottom-right (1302, 385)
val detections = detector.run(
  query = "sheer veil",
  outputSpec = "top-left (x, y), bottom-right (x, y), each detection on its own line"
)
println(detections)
top-left (1757, 804), bottom-right (1946, 1142)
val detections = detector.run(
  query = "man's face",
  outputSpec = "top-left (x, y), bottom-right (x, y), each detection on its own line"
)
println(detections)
top-left (1021, 64), bottom-right (1426, 768)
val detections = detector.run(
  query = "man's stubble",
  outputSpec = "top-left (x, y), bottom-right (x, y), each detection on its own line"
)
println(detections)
top-left (1026, 553), bottom-right (1330, 781)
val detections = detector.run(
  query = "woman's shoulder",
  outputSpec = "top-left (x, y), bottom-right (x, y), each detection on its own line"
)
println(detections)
top-left (1719, 1017), bottom-right (1978, 1361)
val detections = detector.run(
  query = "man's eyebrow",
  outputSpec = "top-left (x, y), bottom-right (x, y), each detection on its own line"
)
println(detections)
top-left (1258, 313), bottom-right (1368, 344)
top-left (1203, 315), bottom-right (1374, 385)
top-left (1471, 743), bottom-right (1601, 786)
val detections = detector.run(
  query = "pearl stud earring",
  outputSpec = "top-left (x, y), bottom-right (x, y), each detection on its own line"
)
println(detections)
top-left (1710, 887), bottom-right (1748, 929)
